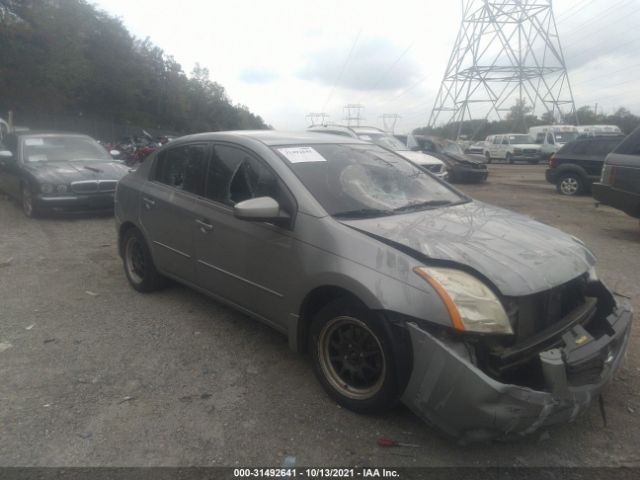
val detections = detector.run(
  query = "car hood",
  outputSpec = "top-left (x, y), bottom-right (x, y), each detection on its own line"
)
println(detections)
top-left (24, 160), bottom-right (129, 184)
top-left (442, 152), bottom-right (486, 168)
top-left (340, 201), bottom-right (595, 296)
top-left (398, 150), bottom-right (443, 166)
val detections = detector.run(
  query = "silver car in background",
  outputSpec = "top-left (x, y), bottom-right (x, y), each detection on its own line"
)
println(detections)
top-left (115, 131), bottom-right (631, 442)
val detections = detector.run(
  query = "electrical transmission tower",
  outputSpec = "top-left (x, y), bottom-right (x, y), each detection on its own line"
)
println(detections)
top-left (344, 104), bottom-right (364, 127)
top-left (306, 112), bottom-right (329, 126)
top-left (429, 0), bottom-right (577, 136)
top-left (380, 114), bottom-right (401, 133)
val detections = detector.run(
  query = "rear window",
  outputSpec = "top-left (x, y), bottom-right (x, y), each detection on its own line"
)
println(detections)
top-left (613, 128), bottom-right (640, 156)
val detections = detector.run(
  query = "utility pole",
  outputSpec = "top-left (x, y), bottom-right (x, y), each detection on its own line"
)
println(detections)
top-left (344, 104), bottom-right (364, 127)
top-left (306, 112), bottom-right (329, 126)
top-left (429, 0), bottom-right (577, 137)
top-left (380, 114), bottom-right (401, 133)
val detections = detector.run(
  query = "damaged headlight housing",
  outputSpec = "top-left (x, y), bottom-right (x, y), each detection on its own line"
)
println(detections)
top-left (414, 266), bottom-right (513, 334)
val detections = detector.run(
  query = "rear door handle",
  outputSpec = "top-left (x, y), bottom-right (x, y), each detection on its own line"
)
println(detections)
top-left (143, 197), bottom-right (155, 209)
top-left (196, 219), bottom-right (213, 232)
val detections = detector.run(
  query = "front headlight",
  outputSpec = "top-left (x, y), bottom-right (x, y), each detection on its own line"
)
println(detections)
top-left (41, 183), bottom-right (54, 193)
top-left (414, 266), bottom-right (513, 334)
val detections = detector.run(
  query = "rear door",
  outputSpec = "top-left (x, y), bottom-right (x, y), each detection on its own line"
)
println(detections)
top-left (192, 143), bottom-right (299, 328)
top-left (139, 143), bottom-right (209, 283)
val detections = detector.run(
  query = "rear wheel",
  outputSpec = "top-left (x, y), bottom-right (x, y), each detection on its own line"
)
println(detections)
top-left (557, 173), bottom-right (584, 196)
top-left (122, 228), bottom-right (168, 292)
top-left (310, 298), bottom-right (401, 414)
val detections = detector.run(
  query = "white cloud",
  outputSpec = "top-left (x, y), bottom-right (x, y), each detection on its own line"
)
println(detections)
top-left (94, 0), bottom-right (640, 132)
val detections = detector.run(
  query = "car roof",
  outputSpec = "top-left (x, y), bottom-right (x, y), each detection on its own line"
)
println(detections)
top-left (174, 130), bottom-right (370, 146)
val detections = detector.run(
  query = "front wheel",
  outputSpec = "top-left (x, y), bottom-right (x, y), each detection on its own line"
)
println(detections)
top-left (122, 228), bottom-right (168, 292)
top-left (485, 152), bottom-right (492, 164)
top-left (310, 298), bottom-right (401, 414)
top-left (21, 183), bottom-right (39, 218)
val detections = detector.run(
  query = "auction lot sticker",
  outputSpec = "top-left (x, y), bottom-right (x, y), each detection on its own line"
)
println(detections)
top-left (277, 146), bottom-right (327, 163)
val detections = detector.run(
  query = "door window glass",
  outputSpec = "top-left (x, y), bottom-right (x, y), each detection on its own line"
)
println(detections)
top-left (208, 145), bottom-right (291, 213)
top-left (613, 128), bottom-right (640, 156)
top-left (155, 144), bottom-right (208, 196)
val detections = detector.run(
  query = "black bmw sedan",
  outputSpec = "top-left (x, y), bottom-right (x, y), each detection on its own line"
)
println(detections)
top-left (0, 132), bottom-right (129, 217)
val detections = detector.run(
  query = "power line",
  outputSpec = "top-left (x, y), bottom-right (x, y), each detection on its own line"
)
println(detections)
top-left (571, 61), bottom-right (640, 87)
top-left (561, 0), bottom-right (639, 48)
top-left (321, 28), bottom-right (363, 113)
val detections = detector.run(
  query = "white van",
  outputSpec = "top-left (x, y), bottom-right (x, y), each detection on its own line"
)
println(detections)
top-left (576, 125), bottom-right (623, 136)
top-left (529, 125), bottom-right (580, 159)
top-left (483, 133), bottom-right (541, 164)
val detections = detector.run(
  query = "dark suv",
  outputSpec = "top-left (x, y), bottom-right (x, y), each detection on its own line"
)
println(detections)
top-left (592, 127), bottom-right (640, 218)
top-left (545, 135), bottom-right (624, 196)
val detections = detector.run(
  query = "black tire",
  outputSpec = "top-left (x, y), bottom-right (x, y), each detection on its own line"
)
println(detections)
top-left (21, 183), bottom-right (40, 218)
top-left (556, 173), bottom-right (584, 196)
top-left (506, 153), bottom-right (514, 164)
top-left (122, 227), bottom-right (168, 292)
top-left (309, 297), bottom-right (402, 414)
top-left (485, 152), bottom-right (492, 164)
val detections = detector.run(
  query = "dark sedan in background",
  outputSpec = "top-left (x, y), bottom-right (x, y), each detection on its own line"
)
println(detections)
top-left (401, 134), bottom-right (489, 183)
top-left (0, 132), bottom-right (129, 216)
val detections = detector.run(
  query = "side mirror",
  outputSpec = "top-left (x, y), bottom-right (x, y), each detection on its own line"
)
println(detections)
top-left (233, 196), bottom-right (290, 226)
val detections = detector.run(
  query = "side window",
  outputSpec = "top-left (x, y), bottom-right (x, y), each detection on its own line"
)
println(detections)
top-left (208, 144), bottom-right (293, 214)
top-left (571, 141), bottom-right (590, 155)
top-left (614, 129), bottom-right (640, 156)
top-left (547, 133), bottom-right (555, 145)
top-left (154, 144), bottom-right (208, 196)
top-left (535, 133), bottom-right (545, 144)
top-left (493, 136), bottom-right (501, 145)
top-left (502, 137), bottom-right (510, 145)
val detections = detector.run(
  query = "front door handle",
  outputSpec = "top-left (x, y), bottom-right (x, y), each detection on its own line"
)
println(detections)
top-left (143, 197), bottom-right (155, 209)
top-left (196, 219), bottom-right (213, 232)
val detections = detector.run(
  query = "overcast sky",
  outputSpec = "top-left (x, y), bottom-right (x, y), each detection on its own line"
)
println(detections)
top-left (93, 0), bottom-right (640, 133)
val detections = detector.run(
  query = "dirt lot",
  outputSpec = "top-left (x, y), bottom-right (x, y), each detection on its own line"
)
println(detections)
top-left (0, 163), bottom-right (638, 467)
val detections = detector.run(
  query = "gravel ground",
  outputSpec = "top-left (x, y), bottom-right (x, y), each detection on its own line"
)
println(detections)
top-left (0, 163), bottom-right (638, 467)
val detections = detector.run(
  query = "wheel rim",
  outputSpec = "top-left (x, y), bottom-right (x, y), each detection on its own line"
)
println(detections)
top-left (560, 177), bottom-right (578, 195)
top-left (125, 236), bottom-right (146, 284)
top-left (318, 316), bottom-right (386, 400)
top-left (22, 187), bottom-right (33, 216)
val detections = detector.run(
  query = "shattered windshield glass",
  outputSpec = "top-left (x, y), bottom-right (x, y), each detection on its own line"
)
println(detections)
top-left (275, 143), bottom-right (465, 217)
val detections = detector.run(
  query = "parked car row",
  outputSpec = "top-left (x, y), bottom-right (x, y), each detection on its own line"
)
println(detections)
top-left (0, 124), bottom-right (636, 442)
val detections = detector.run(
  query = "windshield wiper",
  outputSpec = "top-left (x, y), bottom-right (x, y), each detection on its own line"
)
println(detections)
top-left (333, 208), bottom-right (394, 218)
top-left (393, 199), bottom-right (453, 212)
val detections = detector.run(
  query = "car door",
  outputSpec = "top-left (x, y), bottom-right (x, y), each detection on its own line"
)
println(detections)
top-left (139, 143), bottom-right (209, 283)
top-left (192, 143), bottom-right (299, 328)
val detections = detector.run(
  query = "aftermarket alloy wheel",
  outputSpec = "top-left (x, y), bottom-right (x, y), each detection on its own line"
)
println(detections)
top-left (557, 174), bottom-right (584, 196)
top-left (310, 298), bottom-right (402, 414)
top-left (122, 228), bottom-right (168, 292)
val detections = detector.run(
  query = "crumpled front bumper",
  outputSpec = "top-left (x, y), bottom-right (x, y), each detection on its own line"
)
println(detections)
top-left (401, 299), bottom-right (632, 443)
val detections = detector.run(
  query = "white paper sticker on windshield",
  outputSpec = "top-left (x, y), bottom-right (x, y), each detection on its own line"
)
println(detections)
top-left (28, 154), bottom-right (47, 162)
top-left (25, 138), bottom-right (44, 146)
top-left (277, 146), bottom-right (326, 164)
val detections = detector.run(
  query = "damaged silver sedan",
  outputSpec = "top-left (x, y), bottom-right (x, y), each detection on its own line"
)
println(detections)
top-left (114, 131), bottom-right (632, 442)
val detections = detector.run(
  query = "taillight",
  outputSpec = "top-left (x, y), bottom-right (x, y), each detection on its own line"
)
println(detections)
top-left (548, 153), bottom-right (556, 167)
top-left (607, 165), bottom-right (616, 185)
